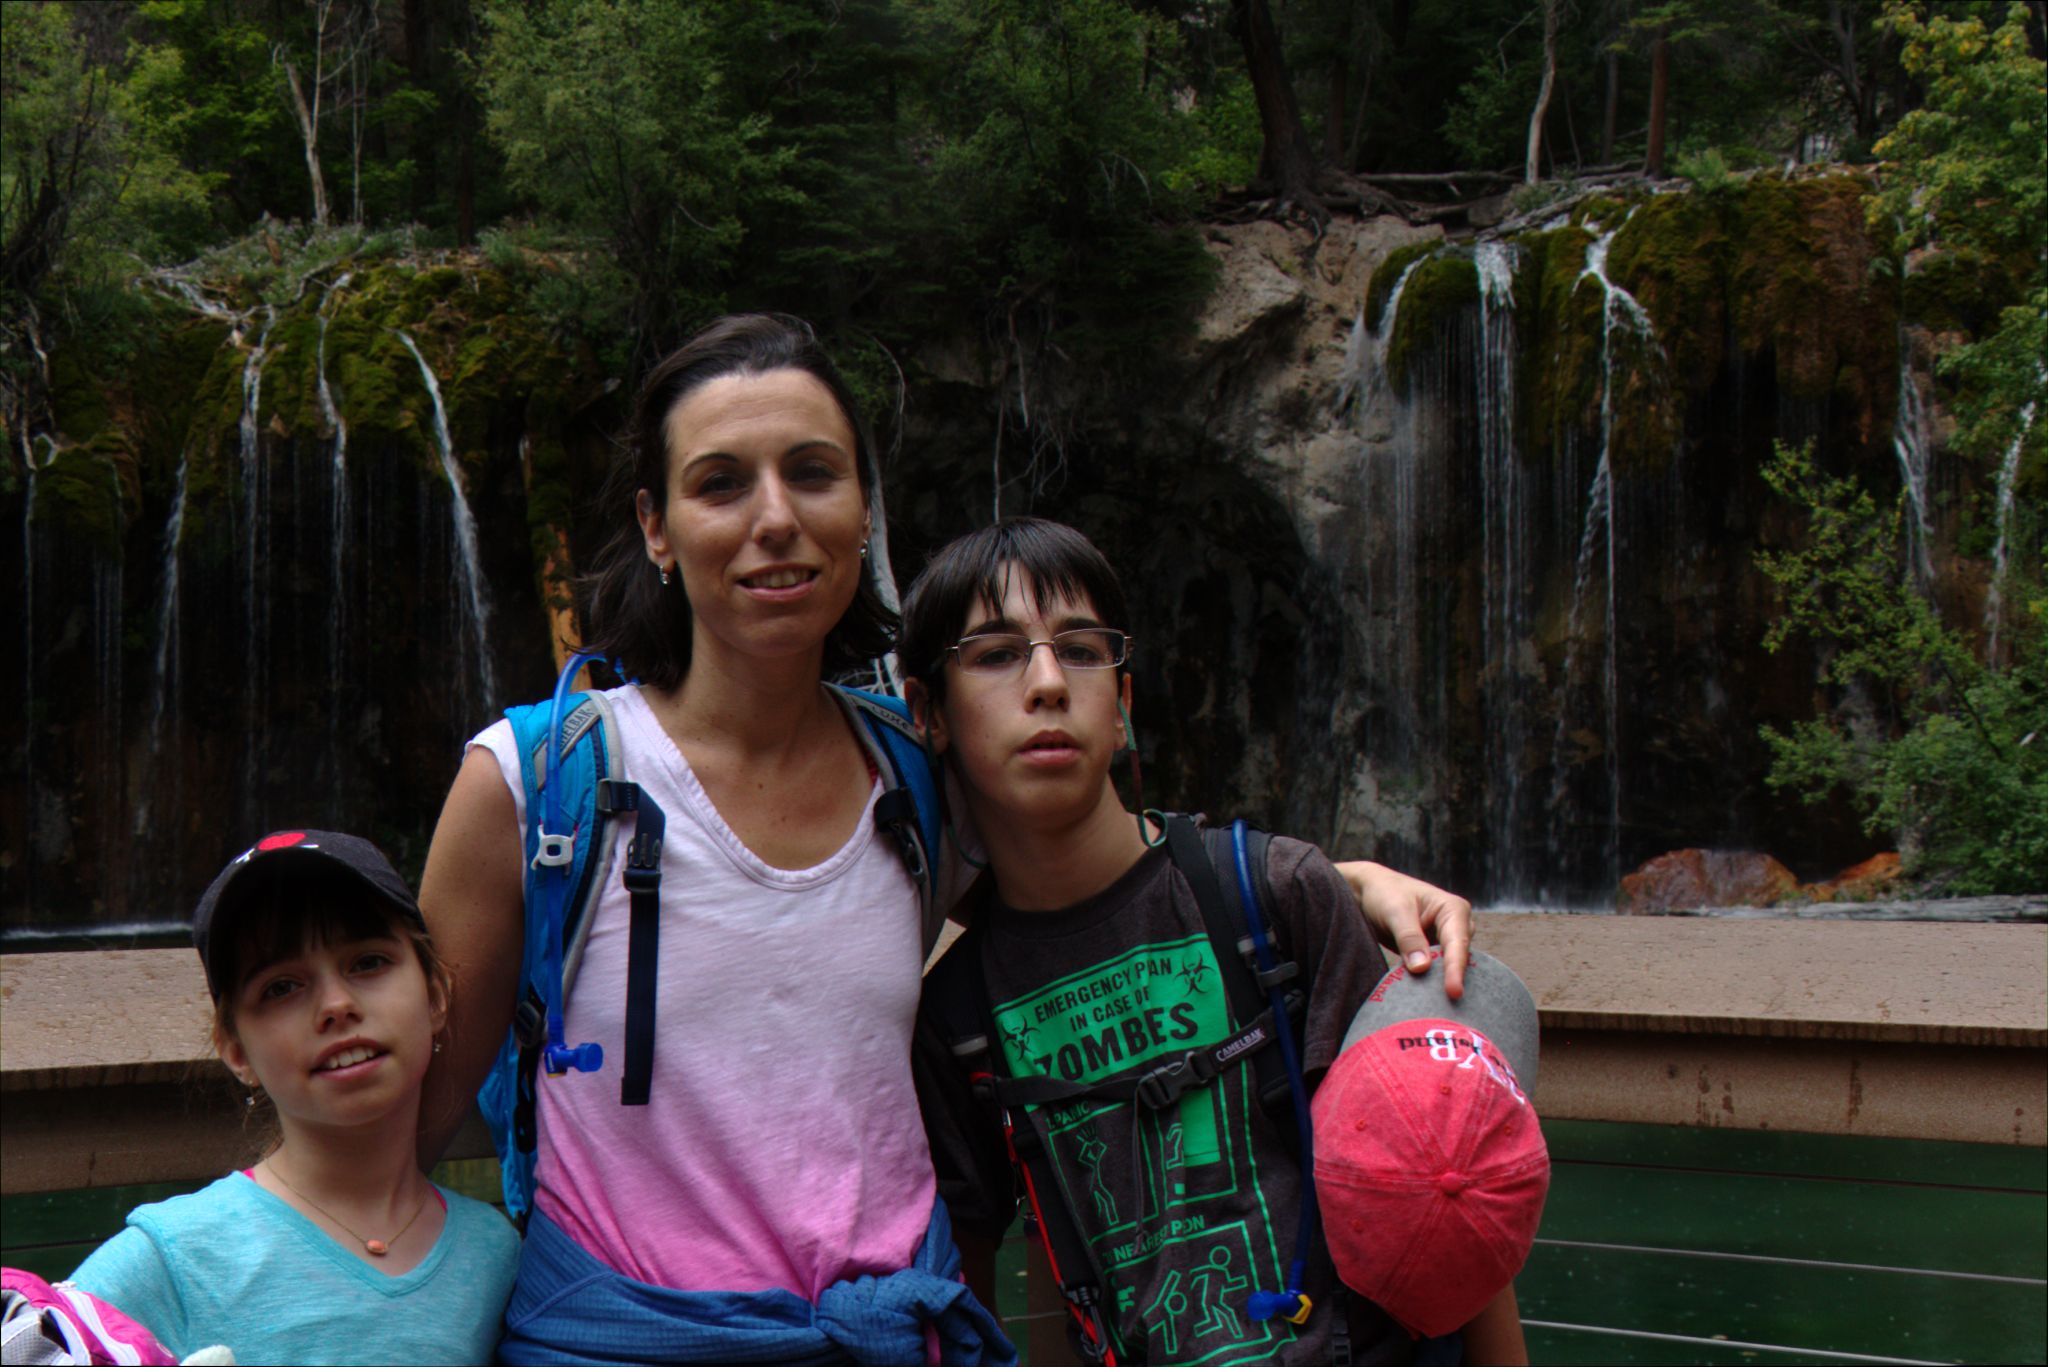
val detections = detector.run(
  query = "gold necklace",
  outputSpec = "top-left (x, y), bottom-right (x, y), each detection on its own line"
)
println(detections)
top-left (263, 1159), bottom-right (430, 1257)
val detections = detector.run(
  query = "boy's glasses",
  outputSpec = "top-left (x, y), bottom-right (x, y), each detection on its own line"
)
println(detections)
top-left (946, 628), bottom-right (1132, 676)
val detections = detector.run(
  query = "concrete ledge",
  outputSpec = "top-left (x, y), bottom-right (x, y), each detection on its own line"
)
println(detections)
top-left (4, 915), bottom-right (2042, 1193)
top-left (1474, 912), bottom-right (2047, 1047)
top-left (0, 948), bottom-right (490, 1193)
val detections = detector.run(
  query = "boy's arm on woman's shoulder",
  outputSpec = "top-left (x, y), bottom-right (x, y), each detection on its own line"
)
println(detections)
top-left (1264, 838), bottom-right (1395, 1074)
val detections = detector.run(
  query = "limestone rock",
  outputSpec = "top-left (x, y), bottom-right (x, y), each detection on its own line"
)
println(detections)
top-left (1619, 849), bottom-right (1803, 912)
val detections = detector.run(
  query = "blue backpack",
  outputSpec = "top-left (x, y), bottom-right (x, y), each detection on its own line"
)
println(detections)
top-left (477, 653), bottom-right (947, 1219)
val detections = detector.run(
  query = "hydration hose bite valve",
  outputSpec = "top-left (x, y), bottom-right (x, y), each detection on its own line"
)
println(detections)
top-left (1247, 1289), bottom-right (1314, 1325)
top-left (544, 1041), bottom-right (603, 1075)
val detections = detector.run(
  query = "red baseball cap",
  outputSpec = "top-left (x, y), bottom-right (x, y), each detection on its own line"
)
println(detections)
top-left (1311, 948), bottom-right (1550, 1337)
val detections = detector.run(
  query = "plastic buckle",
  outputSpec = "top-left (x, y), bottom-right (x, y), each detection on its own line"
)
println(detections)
top-left (1254, 960), bottom-right (1299, 991)
top-left (622, 832), bottom-right (662, 889)
top-left (532, 829), bottom-right (573, 869)
top-left (1137, 1056), bottom-right (1195, 1110)
top-left (513, 997), bottom-right (546, 1049)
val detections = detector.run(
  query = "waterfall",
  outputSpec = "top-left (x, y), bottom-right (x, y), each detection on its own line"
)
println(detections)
top-left (135, 456), bottom-right (190, 837)
top-left (1984, 376), bottom-right (2042, 661)
top-left (1891, 337), bottom-right (1937, 592)
top-left (1474, 242), bottom-right (1532, 901)
top-left (317, 279), bottom-right (352, 716)
top-left (238, 308), bottom-right (277, 827)
top-left (396, 330), bottom-right (499, 714)
top-left (1545, 218), bottom-right (1660, 901)
top-left (1342, 256), bottom-right (1425, 427)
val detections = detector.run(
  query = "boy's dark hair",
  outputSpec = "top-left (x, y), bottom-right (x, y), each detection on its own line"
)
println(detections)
top-left (578, 313), bottom-right (896, 689)
top-left (899, 517), bottom-right (1132, 705)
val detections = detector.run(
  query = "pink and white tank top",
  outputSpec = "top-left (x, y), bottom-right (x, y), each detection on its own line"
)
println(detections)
top-left (469, 685), bottom-right (935, 1296)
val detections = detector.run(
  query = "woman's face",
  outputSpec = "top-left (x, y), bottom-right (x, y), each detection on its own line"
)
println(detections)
top-left (636, 368), bottom-right (870, 670)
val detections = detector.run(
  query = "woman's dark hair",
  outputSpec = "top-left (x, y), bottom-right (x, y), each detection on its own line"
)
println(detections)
top-left (578, 314), bottom-right (895, 689)
top-left (899, 517), bottom-right (1133, 706)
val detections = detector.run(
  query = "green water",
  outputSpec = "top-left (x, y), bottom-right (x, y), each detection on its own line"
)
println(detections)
top-left (7, 1128), bottom-right (2041, 1364)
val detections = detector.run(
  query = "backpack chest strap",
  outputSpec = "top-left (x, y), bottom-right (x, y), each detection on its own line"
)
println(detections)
top-left (974, 1003), bottom-right (1285, 1114)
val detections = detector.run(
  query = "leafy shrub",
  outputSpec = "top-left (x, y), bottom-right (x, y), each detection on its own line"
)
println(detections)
top-left (1757, 440), bottom-right (2046, 894)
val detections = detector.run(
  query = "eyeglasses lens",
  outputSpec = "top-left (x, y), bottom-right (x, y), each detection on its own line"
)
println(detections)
top-left (955, 629), bottom-right (1127, 674)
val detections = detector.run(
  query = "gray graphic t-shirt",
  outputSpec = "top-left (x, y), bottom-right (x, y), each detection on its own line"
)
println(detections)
top-left (916, 828), bottom-right (1412, 1366)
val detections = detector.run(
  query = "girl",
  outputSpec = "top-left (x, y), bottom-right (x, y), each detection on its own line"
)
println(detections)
top-left (71, 830), bottom-right (520, 1365)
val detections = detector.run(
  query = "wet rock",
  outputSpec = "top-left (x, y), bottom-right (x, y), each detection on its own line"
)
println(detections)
top-left (1806, 852), bottom-right (1904, 902)
top-left (1619, 849), bottom-right (1803, 912)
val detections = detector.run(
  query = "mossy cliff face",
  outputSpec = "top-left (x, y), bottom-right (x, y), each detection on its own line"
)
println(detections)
top-left (8, 253), bottom-right (608, 927)
top-left (917, 172), bottom-right (1982, 904)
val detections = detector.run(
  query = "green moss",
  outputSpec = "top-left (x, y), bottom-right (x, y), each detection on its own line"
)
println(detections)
top-left (48, 349), bottom-right (112, 442)
top-left (1900, 246), bottom-right (2023, 336)
top-left (1386, 252), bottom-right (1478, 392)
top-left (1608, 192), bottom-right (1730, 387)
top-left (1366, 241), bottom-right (1438, 332)
top-left (32, 446), bottom-right (128, 556)
top-left (1519, 224), bottom-right (1600, 454)
top-left (1728, 175), bottom-right (1895, 403)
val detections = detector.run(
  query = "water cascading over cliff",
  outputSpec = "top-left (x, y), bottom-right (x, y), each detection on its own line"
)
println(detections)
top-left (5, 258), bottom-right (590, 933)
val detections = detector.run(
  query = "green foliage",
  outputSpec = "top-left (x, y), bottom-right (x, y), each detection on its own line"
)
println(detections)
top-left (1670, 146), bottom-right (1735, 192)
top-left (1, 1), bottom-right (217, 298)
top-left (1757, 441), bottom-right (2047, 893)
top-left (1871, 2), bottom-right (2048, 470)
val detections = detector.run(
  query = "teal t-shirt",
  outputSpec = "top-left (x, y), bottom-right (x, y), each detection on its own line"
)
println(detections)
top-left (71, 1171), bottom-right (519, 1365)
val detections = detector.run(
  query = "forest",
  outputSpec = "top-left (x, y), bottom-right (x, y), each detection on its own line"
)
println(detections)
top-left (3, 0), bottom-right (2044, 920)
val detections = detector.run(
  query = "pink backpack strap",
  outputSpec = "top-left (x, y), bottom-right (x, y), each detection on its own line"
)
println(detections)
top-left (1, 1268), bottom-right (178, 1366)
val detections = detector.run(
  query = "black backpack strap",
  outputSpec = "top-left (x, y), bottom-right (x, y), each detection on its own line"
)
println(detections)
top-left (598, 778), bottom-right (666, 1106)
top-left (927, 921), bottom-right (1122, 1364)
top-left (1165, 816), bottom-right (1307, 1121)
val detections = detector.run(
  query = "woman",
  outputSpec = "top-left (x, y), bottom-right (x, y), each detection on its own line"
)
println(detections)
top-left (416, 314), bottom-right (1470, 1364)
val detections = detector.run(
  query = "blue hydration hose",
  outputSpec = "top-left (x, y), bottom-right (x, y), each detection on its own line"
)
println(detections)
top-left (1231, 819), bottom-right (1317, 1325)
top-left (538, 651), bottom-right (606, 1077)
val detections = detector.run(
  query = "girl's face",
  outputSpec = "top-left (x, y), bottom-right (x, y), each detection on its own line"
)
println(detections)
top-left (220, 928), bottom-right (446, 1136)
top-left (635, 367), bottom-right (871, 672)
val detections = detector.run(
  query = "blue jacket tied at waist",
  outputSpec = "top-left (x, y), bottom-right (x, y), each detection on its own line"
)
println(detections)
top-left (499, 1197), bottom-right (1015, 1367)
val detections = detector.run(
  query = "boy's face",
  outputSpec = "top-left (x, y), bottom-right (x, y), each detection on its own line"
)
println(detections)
top-left (921, 566), bottom-right (1132, 830)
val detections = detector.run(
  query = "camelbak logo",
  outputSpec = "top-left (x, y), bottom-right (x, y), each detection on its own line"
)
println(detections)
top-left (1215, 1025), bottom-right (1267, 1064)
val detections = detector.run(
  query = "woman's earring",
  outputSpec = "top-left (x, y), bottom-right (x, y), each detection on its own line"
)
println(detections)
top-left (660, 564), bottom-right (672, 586)
top-left (244, 1090), bottom-right (258, 1109)
top-left (860, 545), bottom-right (869, 559)
top-left (433, 1040), bottom-right (443, 1055)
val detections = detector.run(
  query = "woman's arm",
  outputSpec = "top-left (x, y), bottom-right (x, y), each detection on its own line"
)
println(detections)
top-left (1330, 860), bottom-right (1474, 997)
top-left (415, 746), bottom-right (527, 1168)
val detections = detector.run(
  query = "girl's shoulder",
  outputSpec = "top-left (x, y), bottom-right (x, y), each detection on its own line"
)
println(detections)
top-left (121, 1171), bottom-right (268, 1242)
top-left (434, 1185), bottom-right (522, 1264)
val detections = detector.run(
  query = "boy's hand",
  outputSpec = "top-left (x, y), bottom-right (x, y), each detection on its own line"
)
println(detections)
top-left (1331, 861), bottom-right (1474, 999)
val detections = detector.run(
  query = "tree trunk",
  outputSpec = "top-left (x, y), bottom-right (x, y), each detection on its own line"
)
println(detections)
top-left (1525, 0), bottom-right (1560, 184)
top-left (277, 52), bottom-right (331, 227)
top-left (1602, 47), bottom-right (1619, 163)
top-left (1645, 29), bottom-right (1669, 177)
top-left (1232, 0), bottom-right (1322, 209)
top-left (1325, 56), bottom-right (1349, 165)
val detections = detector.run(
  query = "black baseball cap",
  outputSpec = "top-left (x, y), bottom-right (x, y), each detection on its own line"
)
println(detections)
top-left (192, 830), bottom-right (427, 1001)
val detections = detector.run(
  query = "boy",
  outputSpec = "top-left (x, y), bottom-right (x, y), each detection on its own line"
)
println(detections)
top-left (904, 518), bottom-right (1526, 1366)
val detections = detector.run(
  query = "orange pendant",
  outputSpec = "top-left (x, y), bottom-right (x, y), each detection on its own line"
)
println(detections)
top-left (365, 1239), bottom-right (389, 1256)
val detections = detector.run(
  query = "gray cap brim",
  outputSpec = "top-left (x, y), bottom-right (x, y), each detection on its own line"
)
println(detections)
top-left (1342, 948), bottom-right (1541, 1093)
